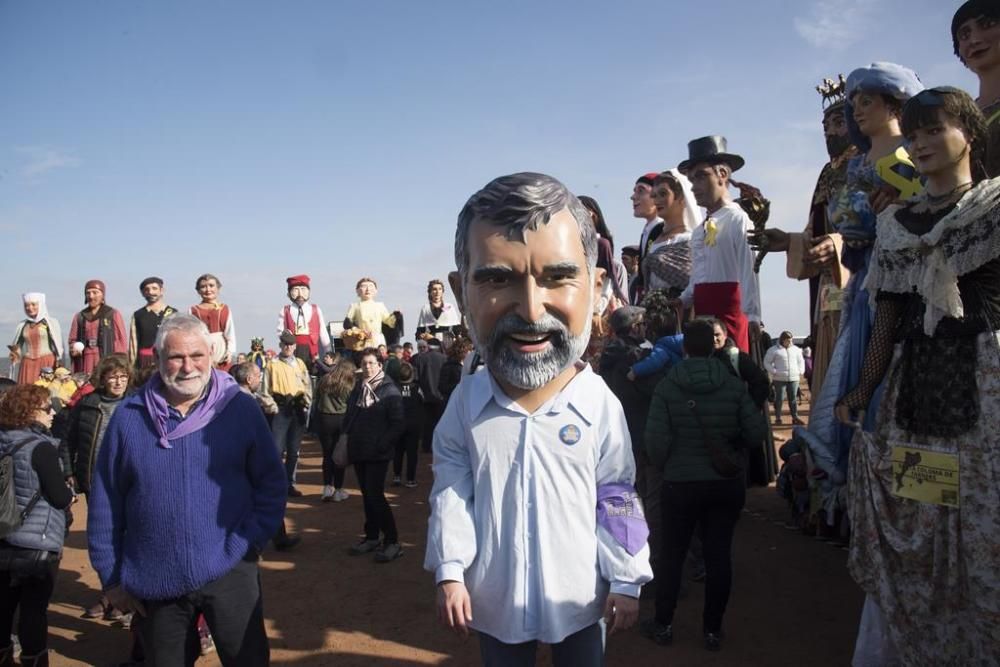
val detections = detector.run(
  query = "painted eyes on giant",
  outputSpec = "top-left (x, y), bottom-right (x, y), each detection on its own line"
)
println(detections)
top-left (959, 16), bottom-right (999, 42)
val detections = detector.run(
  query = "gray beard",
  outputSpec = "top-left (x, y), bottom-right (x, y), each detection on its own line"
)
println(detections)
top-left (468, 308), bottom-right (592, 391)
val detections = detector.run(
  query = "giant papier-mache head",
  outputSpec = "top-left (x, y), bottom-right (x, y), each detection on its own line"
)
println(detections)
top-left (286, 274), bottom-right (311, 305)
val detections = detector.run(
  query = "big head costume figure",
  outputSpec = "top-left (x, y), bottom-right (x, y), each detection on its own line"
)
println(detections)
top-left (952, 0), bottom-right (1000, 176)
top-left (427, 172), bottom-right (652, 659)
top-left (342, 278), bottom-right (399, 350)
top-left (277, 274), bottom-right (330, 364)
top-left (129, 276), bottom-right (177, 370)
top-left (67, 279), bottom-right (127, 375)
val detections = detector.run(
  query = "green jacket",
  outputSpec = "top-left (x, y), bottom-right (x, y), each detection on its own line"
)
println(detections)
top-left (645, 357), bottom-right (767, 482)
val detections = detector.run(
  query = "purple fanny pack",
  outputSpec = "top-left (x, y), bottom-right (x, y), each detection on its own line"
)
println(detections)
top-left (596, 483), bottom-right (649, 556)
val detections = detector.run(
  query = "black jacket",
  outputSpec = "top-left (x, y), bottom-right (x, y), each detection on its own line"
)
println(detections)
top-left (598, 336), bottom-right (663, 454)
top-left (63, 392), bottom-right (124, 495)
top-left (345, 379), bottom-right (405, 463)
top-left (414, 350), bottom-right (446, 403)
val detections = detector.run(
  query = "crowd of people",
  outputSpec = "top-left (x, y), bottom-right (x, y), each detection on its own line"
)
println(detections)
top-left (2, 2), bottom-right (999, 665)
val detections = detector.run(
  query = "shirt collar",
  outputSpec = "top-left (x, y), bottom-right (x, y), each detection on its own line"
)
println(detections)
top-left (467, 363), bottom-right (597, 425)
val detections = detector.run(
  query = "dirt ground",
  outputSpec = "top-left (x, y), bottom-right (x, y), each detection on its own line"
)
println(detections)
top-left (42, 404), bottom-right (863, 666)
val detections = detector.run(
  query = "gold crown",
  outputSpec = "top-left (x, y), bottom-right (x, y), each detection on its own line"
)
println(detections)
top-left (816, 74), bottom-right (847, 110)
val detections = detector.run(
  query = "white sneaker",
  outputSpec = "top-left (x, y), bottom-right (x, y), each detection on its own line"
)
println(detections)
top-left (322, 485), bottom-right (335, 501)
top-left (332, 488), bottom-right (350, 502)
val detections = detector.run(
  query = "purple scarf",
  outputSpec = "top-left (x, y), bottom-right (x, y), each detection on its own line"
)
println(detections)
top-left (142, 368), bottom-right (241, 449)
top-left (596, 483), bottom-right (649, 556)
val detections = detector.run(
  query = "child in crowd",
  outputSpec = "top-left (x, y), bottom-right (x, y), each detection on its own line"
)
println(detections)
top-left (392, 361), bottom-right (423, 488)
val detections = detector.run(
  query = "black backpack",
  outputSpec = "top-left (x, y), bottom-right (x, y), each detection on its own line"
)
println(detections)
top-left (0, 442), bottom-right (40, 538)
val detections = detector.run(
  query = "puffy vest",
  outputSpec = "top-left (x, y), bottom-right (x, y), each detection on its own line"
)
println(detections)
top-left (3, 431), bottom-right (66, 553)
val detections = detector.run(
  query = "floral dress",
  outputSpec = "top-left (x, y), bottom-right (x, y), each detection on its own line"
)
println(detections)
top-left (845, 181), bottom-right (1000, 664)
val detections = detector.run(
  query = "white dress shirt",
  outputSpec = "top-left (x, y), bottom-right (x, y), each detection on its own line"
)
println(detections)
top-left (680, 202), bottom-right (762, 323)
top-left (424, 364), bottom-right (652, 644)
top-left (416, 302), bottom-right (462, 338)
top-left (276, 303), bottom-right (331, 357)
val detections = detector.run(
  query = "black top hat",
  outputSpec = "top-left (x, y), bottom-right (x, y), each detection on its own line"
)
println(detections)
top-left (677, 136), bottom-right (745, 174)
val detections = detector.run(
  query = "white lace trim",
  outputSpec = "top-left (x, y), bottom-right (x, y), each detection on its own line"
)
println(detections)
top-left (864, 178), bottom-right (1000, 335)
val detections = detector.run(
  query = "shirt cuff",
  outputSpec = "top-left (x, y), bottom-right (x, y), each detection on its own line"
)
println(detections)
top-left (435, 562), bottom-right (466, 585)
top-left (609, 582), bottom-right (641, 598)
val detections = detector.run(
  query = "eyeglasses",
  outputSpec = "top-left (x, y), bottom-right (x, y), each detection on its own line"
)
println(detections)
top-left (37, 404), bottom-right (55, 414)
top-left (106, 374), bottom-right (130, 382)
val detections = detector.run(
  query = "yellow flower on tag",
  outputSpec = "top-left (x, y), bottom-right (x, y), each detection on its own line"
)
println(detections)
top-left (704, 218), bottom-right (718, 247)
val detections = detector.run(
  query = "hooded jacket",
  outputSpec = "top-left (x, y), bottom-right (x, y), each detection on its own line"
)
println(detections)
top-left (645, 357), bottom-right (767, 482)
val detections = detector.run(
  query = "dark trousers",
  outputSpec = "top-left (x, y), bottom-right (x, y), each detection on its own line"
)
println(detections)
top-left (420, 401), bottom-right (443, 453)
top-left (654, 478), bottom-right (745, 634)
top-left (354, 460), bottom-right (397, 543)
top-left (138, 558), bottom-right (269, 667)
top-left (0, 553), bottom-right (58, 656)
top-left (271, 406), bottom-right (304, 487)
top-left (479, 622), bottom-right (605, 667)
top-left (393, 422), bottom-right (421, 482)
top-left (316, 412), bottom-right (347, 488)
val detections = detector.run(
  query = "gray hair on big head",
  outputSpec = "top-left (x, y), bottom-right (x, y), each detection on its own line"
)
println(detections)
top-left (454, 172), bottom-right (599, 292)
top-left (154, 313), bottom-right (213, 354)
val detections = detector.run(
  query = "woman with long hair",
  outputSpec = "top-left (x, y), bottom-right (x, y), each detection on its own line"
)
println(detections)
top-left (0, 385), bottom-right (74, 667)
top-left (315, 357), bottom-right (356, 502)
top-left (579, 195), bottom-right (630, 309)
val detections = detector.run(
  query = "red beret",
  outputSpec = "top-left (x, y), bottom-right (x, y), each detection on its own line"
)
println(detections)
top-left (636, 173), bottom-right (659, 187)
top-left (286, 274), bottom-right (310, 289)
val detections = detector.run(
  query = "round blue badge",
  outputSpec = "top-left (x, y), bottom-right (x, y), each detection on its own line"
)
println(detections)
top-left (559, 424), bottom-right (581, 446)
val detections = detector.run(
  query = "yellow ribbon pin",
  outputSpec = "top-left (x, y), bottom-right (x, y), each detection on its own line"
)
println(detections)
top-left (704, 218), bottom-right (718, 247)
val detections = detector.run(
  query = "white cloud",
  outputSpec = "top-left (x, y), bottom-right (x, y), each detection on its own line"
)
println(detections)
top-left (15, 145), bottom-right (82, 178)
top-left (794, 0), bottom-right (879, 50)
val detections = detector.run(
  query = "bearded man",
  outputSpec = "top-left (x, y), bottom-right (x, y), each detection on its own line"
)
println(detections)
top-left (87, 314), bottom-right (286, 666)
top-left (276, 274), bottom-right (330, 364)
top-left (68, 280), bottom-right (127, 374)
top-left (753, 78), bottom-right (857, 395)
top-left (425, 172), bottom-right (652, 666)
top-left (129, 276), bottom-right (177, 370)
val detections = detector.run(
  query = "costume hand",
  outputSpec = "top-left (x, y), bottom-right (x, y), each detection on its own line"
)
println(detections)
top-left (805, 235), bottom-right (837, 269)
top-left (437, 580), bottom-right (473, 637)
top-left (834, 401), bottom-right (864, 427)
top-left (868, 185), bottom-right (898, 215)
top-left (626, 370), bottom-right (636, 382)
top-left (750, 228), bottom-right (789, 252)
top-left (105, 585), bottom-right (146, 617)
top-left (603, 593), bottom-right (639, 635)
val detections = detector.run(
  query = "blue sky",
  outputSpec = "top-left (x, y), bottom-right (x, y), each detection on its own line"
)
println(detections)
top-left (0, 0), bottom-right (977, 352)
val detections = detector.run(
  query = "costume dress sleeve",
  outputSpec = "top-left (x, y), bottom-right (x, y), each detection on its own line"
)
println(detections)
top-left (223, 306), bottom-right (236, 364)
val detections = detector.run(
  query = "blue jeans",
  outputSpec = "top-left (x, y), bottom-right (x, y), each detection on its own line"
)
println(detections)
top-left (478, 622), bottom-right (605, 667)
top-left (772, 380), bottom-right (799, 419)
top-left (271, 408), bottom-right (304, 487)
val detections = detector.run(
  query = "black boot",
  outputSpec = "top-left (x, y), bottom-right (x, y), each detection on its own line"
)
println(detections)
top-left (273, 522), bottom-right (301, 551)
top-left (19, 649), bottom-right (49, 667)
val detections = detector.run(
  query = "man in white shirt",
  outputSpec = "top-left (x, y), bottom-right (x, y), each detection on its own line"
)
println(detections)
top-left (275, 274), bottom-right (331, 365)
top-left (762, 331), bottom-right (806, 425)
top-left (426, 172), bottom-right (652, 666)
top-left (677, 136), bottom-right (762, 353)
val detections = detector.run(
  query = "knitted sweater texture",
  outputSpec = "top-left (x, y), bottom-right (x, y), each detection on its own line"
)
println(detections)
top-left (86, 391), bottom-right (286, 600)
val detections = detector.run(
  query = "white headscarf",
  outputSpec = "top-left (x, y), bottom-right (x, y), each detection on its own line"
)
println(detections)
top-left (666, 169), bottom-right (702, 232)
top-left (22, 292), bottom-right (48, 324)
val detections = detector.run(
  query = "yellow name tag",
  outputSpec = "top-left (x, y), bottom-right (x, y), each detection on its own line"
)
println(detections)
top-left (890, 445), bottom-right (959, 507)
top-left (819, 283), bottom-right (843, 312)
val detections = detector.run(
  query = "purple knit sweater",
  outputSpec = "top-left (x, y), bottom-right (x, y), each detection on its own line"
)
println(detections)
top-left (87, 391), bottom-right (286, 600)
